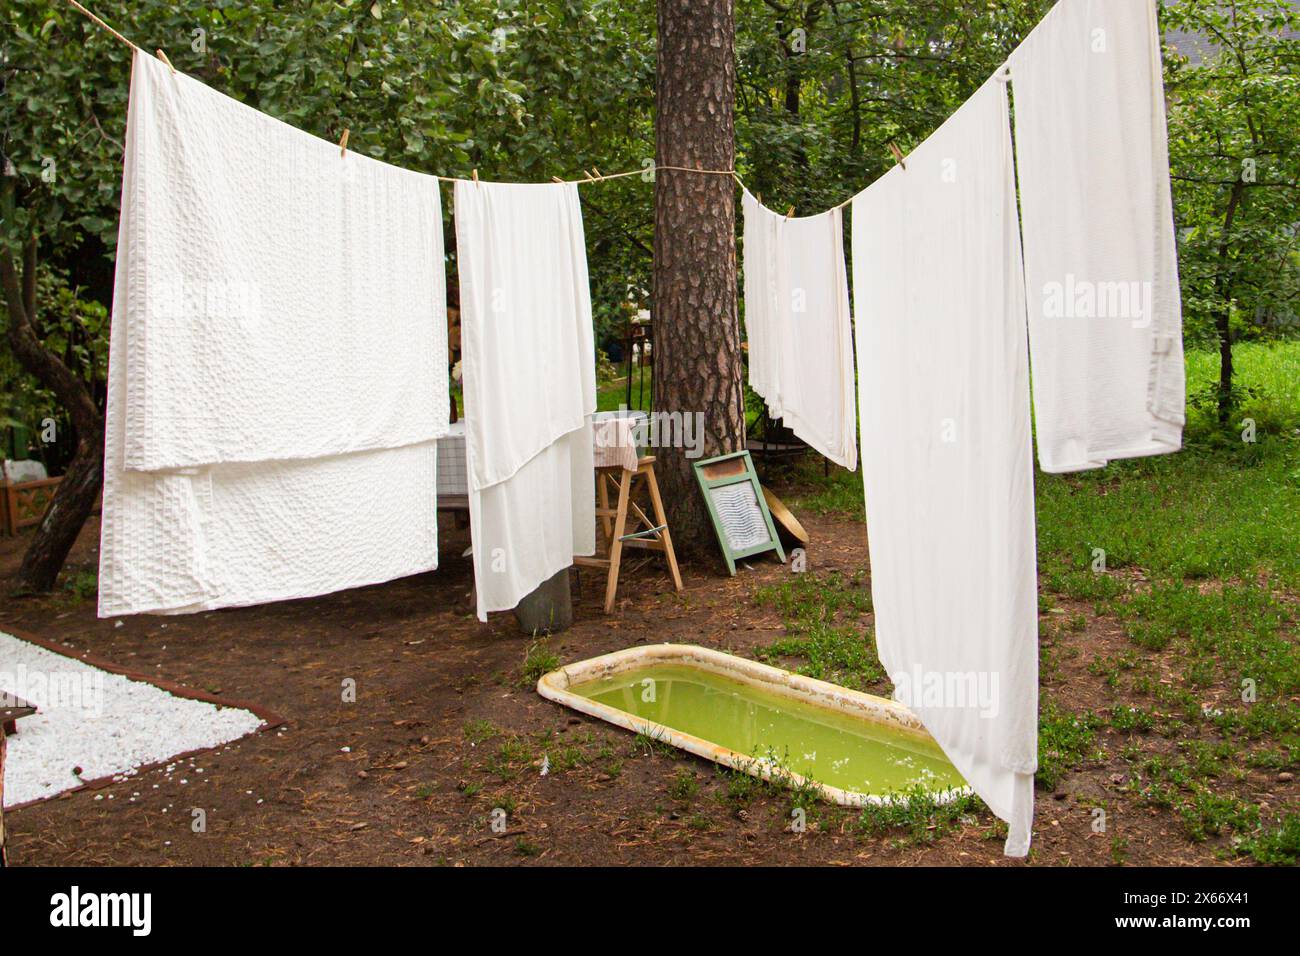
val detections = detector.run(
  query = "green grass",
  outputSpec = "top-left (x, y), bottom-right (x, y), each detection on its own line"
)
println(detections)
top-left (1178, 789), bottom-right (1261, 843)
top-left (1037, 342), bottom-right (1300, 591)
top-left (631, 723), bottom-right (675, 759)
top-left (462, 719), bottom-right (499, 744)
top-left (781, 344), bottom-right (1300, 593)
top-left (1119, 583), bottom-right (1298, 696)
top-left (784, 456), bottom-right (866, 516)
top-left (596, 355), bottom-right (653, 413)
top-left (519, 638), bottom-right (560, 687)
top-left (1238, 812), bottom-right (1300, 865)
top-left (667, 767), bottom-right (699, 802)
top-left (753, 570), bottom-right (884, 690)
top-left (854, 787), bottom-right (982, 845)
top-left (1037, 700), bottom-right (1105, 791)
top-left (752, 343), bottom-right (1300, 860)
top-left (484, 738), bottom-right (535, 782)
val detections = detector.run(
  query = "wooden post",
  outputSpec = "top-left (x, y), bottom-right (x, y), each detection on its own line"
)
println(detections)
top-left (513, 568), bottom-right (574, 635)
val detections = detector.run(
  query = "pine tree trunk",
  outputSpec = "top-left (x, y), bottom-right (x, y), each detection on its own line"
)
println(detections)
top-left (653, 0), bottom-right (745, 555)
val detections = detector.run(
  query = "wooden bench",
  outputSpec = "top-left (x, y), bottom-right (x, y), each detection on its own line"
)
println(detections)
top-left (0, 477), bottom-right (62, 536)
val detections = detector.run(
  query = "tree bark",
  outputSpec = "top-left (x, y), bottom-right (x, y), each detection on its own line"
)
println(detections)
top-left (1214, 180), bottom-right (1245, 426)
top-left (0, 238), bottom-right (105, 593)
top-left (653, 0), bottom-right (745, 554)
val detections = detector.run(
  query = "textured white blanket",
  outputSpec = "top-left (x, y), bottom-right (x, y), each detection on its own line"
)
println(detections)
top-left (852, 79), bottom-right (1038, 857)
top-left (742, 193), bottom-right (857, 469)
top-left (743, 192), bottom-right (782, 416)
top-left (454, 180), bottom-right (597, 490)
top-left (1010, 0), bottom-right (1184, 472)
top-left (454, 180), bottom-right (596, 620)
top-left (99, 52), bottom-right (445, 616)
top-left (120, 52), bottom-right (447, 471)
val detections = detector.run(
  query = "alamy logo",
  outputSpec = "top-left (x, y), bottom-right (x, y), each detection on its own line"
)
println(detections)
top-left (1, 666), bottom-right (103, 717)
top-left (1042, 274), bottom-right (1152, 328)
top-left (891, 667), bottom-right (1000, 718)
top-left (152, 276), bottom-right (263, 332)
top-left (49, 886), bottom-right (152, 936)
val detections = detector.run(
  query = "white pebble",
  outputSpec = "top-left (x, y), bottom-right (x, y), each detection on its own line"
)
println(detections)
top-left (1, 631), bottom-right (263, 808)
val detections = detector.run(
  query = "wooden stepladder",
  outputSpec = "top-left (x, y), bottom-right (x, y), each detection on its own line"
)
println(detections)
top-left (575, 455), bottom-right (683, 613)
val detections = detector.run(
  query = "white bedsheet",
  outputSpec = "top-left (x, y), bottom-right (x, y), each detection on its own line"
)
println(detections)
top-left (454, 180), bottom-right (596, 621)
top-left (742, 193), bottom-right (857, 469)
top-left (1010, 0), bottom-right (1184, 473)
top-left (852, 78), bottom-right (1038, 857)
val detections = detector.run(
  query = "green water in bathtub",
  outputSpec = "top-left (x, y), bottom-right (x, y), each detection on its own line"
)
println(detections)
top-left (569, 664), bottom-right (966, 797)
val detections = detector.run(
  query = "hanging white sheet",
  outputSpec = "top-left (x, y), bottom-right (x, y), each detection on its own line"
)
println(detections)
top-left (99, 52), bottom-right (446, 616)
top-left (454, 180), bottom-right (596, 621)
top-left (118, 51), bottom-right (447, 471)
top-left (1009, 0), bottom-right (1184, 473)
top-left (741, 192), bottom-right (858, 469)
top-left (852, 78), bottom-right (1038, 857)
top-left (742, 191), bottom-right (781, 415)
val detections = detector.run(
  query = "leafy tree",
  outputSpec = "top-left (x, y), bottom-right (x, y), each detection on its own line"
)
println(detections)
top-left (2, 0), bottom-right (1297, 588)
top-left (1163, 0), bottom-right (1300, 424)
top-left (0, 0), bottom-right (655, 589)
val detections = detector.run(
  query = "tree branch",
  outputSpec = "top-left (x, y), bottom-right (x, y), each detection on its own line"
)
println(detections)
top-left (21, 236), bottom-right (36, 319)
top-left (0, 246), bottom-right (103, 440)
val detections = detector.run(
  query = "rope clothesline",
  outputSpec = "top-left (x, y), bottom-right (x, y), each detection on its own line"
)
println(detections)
top-left (59, 0), bottom-right (883, 212)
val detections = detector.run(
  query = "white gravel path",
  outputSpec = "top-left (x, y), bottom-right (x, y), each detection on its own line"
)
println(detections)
top-left (1, 631), bottom-right (264, 808)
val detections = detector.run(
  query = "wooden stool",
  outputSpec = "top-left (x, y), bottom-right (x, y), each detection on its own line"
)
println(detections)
top-left (575, 456), bottom-right (683, 613)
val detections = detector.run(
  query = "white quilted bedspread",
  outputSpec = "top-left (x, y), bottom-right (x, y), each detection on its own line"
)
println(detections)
top-left (99, 52), bottom-right (447, 616)
top-left (121, 52), bottom-right (446, 471)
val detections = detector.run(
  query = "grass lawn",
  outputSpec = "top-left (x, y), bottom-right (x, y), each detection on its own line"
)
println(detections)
top-left (763, 340), bottom-right (1300, 863)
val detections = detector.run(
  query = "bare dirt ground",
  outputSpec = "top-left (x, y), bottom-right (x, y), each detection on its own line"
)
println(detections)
top-left (0, 494), bottom-right (1276, 866)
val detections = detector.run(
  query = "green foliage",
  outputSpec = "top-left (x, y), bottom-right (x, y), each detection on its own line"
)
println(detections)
top-left (1037, 700), bottom-right (1104, 791)
top-left (1163, 0), bottom-right (1300, 357)
top-left (0, 267), bottom-right (106, 464)
top-left (4, 0), bottom-right (1297, 463)
top-left (1, 0), bottom-right (657, 427)
top-left (1238, 812), bottom-right (1300, 865)
top-left (1178, 789), bottom-right (1260, 843)
top-left (854, 786), bottom-right (981, 845)
top-left (735, 0), bottom-right (1054, 214)
top-left (753, 570), bottom-right (884, 690)
top-left (667, 767), bottom-right (698, 802)
top-left (519, 637), bottom-right (560, 686)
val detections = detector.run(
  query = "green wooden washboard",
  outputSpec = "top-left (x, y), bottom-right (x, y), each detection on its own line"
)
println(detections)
top-left (692, 450), bottom-right (786, 575)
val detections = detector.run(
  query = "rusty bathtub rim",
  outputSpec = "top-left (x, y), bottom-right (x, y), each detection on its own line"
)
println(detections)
top-left (536, 643), bottom-right (973, 808)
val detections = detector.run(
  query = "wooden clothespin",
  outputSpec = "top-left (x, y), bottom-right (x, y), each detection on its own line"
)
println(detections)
top-left (338, 128), bottom-right (350, 157)
top-left (888, 142), bottom-right (907, 171)
top-left (785, 205), bottom-right (795, 219)
top-left (471, 168), bottom-right (479, 185)
top-left (551, 176), bottom-right (564, 184)
top-left (592, 167), bottom-right (603, 179)
top-left (156, 49), bottom-right (176, 74)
